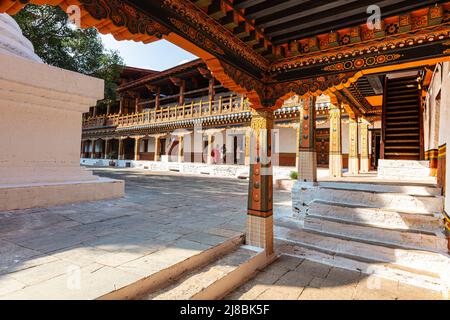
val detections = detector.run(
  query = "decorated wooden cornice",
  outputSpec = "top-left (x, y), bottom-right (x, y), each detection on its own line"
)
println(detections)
top-left (2, 1), bottom-right (450, 112)
top-left (269, 4), bottom-right (450, 73)
top-left (162, 0), bottom-right (269, 71)
top-left (1, 0), bottom-right (170, 42)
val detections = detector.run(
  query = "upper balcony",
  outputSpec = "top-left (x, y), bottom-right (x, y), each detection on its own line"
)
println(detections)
top-left (82, 94), bottom-right (250, 130)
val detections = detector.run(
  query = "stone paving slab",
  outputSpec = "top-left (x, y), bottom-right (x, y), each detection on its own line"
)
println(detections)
top-left (0, 169), bottom-right (248, 299)
top-left (225, 255), bottom-right (446, 300)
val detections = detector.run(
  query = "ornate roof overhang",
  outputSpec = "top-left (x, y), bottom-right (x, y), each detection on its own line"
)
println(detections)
top-left (2, 0), bottom-right (450, 109)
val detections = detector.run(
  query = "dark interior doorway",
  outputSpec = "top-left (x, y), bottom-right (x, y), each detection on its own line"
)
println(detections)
top-left (371, 129), bottom-right (381, 169)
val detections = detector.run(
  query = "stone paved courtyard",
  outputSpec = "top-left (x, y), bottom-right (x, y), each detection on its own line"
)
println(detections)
top-left (0, 168), bottom-right (249, 299)
top-left (225, 255), bottom-right (446, 300)
top-left (0, 168), bottom-right (445, 299)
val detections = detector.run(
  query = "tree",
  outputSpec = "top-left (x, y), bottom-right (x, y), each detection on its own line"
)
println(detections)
top-left (13, 4), bottom-right (124, 103)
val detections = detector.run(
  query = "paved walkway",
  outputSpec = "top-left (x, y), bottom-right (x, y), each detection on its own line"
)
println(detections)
top-left (0, 168), bottom-right (444, 299)
top-left (225, 255), bottom-right (446, 300)
top-left (0, 169), bottom-right (250, 299)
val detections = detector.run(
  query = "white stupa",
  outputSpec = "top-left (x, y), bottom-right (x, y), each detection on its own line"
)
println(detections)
top-left (0, 13), bottom-right (123, 211)
top-left (0, 13), bottom-right (42, 63)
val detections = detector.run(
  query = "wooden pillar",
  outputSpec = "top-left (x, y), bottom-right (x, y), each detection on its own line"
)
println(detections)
top-left (119, 95), bottom-right (124, 115)
top-left (247, 109), bottom-right (274, 255)
top-left (297, 96), bottom-right (317, 182)
top-left (104, 139), bottom-right (109, 159)
top-left (155, 87), bottom-right (161, 109)
top-left (208, 78), bottom-right (215, 101)
top-left (118, 138), bottom-right (125, 160)
top-left (106, 102), bottom-right (111, 115)
top-left (92, 105), bottom-right (97, 117)
top-left (134, 93), bottom-right (141, 114)
top-left (178, 135), bottom-right (184, 163)
top-left (179, 80), bottom-right (185, 105)
top-left (207, 134), bottom-right (214, 165)
top-left (328, 100), bottom-right (342, 178)
top-left (360, 121), bottom-right (370, 173)
top-left (154, 137), bottom-right (160, 161)
top-left (134, 136), bottom-right (141, 161)
top-left (348, 116), bottom-right (359, 175)
top-left (91, 139), bottom-right (96, 159)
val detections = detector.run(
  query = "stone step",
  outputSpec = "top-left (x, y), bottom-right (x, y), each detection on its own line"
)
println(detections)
top-left (385, 139), bottom-right (420, 144)
top-left (301, 215), bottom-right (447, 254)
top-left (316, 181), bottom-right (441, 196)
top-left (276, 238), bottom-right (449, 293)
top-left (384, 146), bottom-right (420, 150)
top-left (144, 245), bottom-right (269, 300)
top-left (307, 200), bottom-right (443, 234)
top-left (274, 225), bottom-right (450, 283)
top-left (99, 234), bottom-right (246, 299)
top-left (293, 184), bottom-right (443, 214)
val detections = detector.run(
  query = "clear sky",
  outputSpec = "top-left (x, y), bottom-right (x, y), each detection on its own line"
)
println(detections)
top-left (100, 34), bottom-right (198, 72)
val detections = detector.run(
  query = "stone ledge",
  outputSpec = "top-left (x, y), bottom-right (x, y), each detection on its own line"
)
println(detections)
top-left (0, 178), bottom-right (124, 211)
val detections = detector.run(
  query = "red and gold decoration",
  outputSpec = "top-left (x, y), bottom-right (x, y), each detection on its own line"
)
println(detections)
top-left (323, 54), bottom-right (402, 72)
top-left (425, 149), bottom-right (439, 176)
top-left (438, 144), bottom-right (447, 193)
top-left (246, 110), bottom-right (274, 254)
top-left (162, 0), bottom-right (268, 71)
top-left (169, 18), bottom-right (224, 56)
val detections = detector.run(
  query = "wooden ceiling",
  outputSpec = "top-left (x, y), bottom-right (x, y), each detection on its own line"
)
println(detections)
top-left (193, 0), bottom-right (448, 60)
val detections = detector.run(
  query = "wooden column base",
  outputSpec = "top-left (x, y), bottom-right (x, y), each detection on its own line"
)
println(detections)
top-left (329, 153), bottom-right (343, 178)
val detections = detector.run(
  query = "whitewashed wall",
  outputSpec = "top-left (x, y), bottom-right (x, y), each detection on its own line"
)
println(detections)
top-left (429, 62), bottom-right (450, 211)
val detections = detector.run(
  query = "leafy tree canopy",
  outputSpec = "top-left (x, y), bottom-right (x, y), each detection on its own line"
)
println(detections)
top-left (13, 4), bottom-right (124, 103)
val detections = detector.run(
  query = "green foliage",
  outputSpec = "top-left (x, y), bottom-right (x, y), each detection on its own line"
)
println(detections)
top-left (289, 171), bottom-right (298, 180)
top-left (107, 150), bottom-right (118, 159)
top-left (13, 4), bottom-right (124, 102)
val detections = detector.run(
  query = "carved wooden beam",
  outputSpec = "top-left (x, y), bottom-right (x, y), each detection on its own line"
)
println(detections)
top-left (207, 0), bottom-right (227, 20)
top-left (169, 77), bottom-right (183, 87)
top-left (197, 66), bottom-right (212, 79)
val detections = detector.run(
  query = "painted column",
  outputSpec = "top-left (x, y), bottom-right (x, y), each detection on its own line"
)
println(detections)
top-left (245, 128), bottom-right (251, 166)
top-left (118, 138), bottom-right (125, 160)
top-left (348, 117), bottom-right (359, 175)
top-left (247, 109), bottom-right (274, 255)
top-left (178, 136), bottom-right (184, 163)
top-left (104, 139), bottom-right (109, 159)
top-left (207, 134), bottom-right (214, 164)
top-left (360, 121), bottom-right (370, 173)
top-left (329, 101), bottom-right (343, 178)
top-left (154, 136), bottom-right (160, 161)
top-left (106, 102), bottom-right (111, 115)
top-left (92, 105), bottom-right (97, 117)
top-left (134, 136), bottom-right (141, 161)
top-left (297, 96), bottom-right (317, 182)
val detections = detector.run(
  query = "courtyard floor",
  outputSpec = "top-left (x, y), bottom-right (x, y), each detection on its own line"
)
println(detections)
top-left (0, 168), bottom-right (445, 299)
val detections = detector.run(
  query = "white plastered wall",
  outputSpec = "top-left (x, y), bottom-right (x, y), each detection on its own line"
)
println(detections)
top-left (277, 127), bottom-right (297, 153)
top-left (429, 62), bottom-right (450, 211)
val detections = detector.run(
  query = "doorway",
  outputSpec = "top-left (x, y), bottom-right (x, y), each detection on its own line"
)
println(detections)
top-left (371, 129), bottom-right (381, 169)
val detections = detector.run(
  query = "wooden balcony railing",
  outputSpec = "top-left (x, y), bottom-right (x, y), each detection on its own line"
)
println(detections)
top-left (83, 94), bottom-right (249, 129)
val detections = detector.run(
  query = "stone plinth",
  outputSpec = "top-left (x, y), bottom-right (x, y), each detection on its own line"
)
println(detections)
top-left (0, 14), bottom-right (123, 211)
